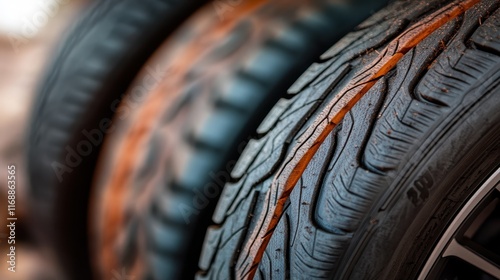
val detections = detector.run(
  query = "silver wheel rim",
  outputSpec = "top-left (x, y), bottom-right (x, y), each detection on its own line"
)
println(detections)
top-left (419, 167), bottom-right (500, 279)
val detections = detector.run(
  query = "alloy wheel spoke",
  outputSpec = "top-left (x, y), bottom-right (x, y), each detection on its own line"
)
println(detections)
top-left (443, 239), bottom-right (500, 278)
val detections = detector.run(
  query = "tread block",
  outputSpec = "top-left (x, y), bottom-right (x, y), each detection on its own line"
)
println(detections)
top-left (146, 215), bottom-right (187, 254)
top-left (191, 109), bottom-right (246, 151)
top-left (471, 7), bottom-right (500, 54)
top-left (231, 139), bottom-right (267, 179)
top-left (287, 61), bottom-right (333, 94)
top-left (256, 98), bottom-right (294, 135)
top-left (214, 73), bottom-right (266, 113)
top-left (417, 47), bottom-right (499, 106)
top-left (198, 226), bottom-right (222, 271)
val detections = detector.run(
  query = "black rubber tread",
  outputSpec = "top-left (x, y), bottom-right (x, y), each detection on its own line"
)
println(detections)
top-left (199, 0), bottom-right (500, 279)
top-left (26, 0), bottom-right (206, 279)
top-left (98, 1), bottom-right (392, 279)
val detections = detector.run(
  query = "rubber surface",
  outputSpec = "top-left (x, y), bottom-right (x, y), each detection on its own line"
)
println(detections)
top-left (92, 0), bottom-right (390, 279)
top-left (27, 0), bottom-right (206, 279)
top-left (199, 0), bottom-right (500, 279)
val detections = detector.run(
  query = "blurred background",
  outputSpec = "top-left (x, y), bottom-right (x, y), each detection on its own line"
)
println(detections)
top-left (0, 0), bottom-right (87, 278)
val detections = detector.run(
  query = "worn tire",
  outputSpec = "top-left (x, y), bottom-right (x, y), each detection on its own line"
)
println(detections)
top-left (91, 0), bottom-right (389, 279)
top-left (26, 0), bottom-right (206, 279)
top-left (199, 0), bottom-right (500, 279)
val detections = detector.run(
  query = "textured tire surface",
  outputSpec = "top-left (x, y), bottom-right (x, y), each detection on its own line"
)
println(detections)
top-left (27, 0), bottom-right (206, 279)
top-left (199, 0), bottom-right (500, 279)
top-left (92, 1), bottom-right (390, 279)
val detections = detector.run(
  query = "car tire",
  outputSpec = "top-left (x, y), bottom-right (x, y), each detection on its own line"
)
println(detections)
top-left (27, 0), bottom-right (206, 278)
top-left (198, 0), bottom-right (500, 279)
